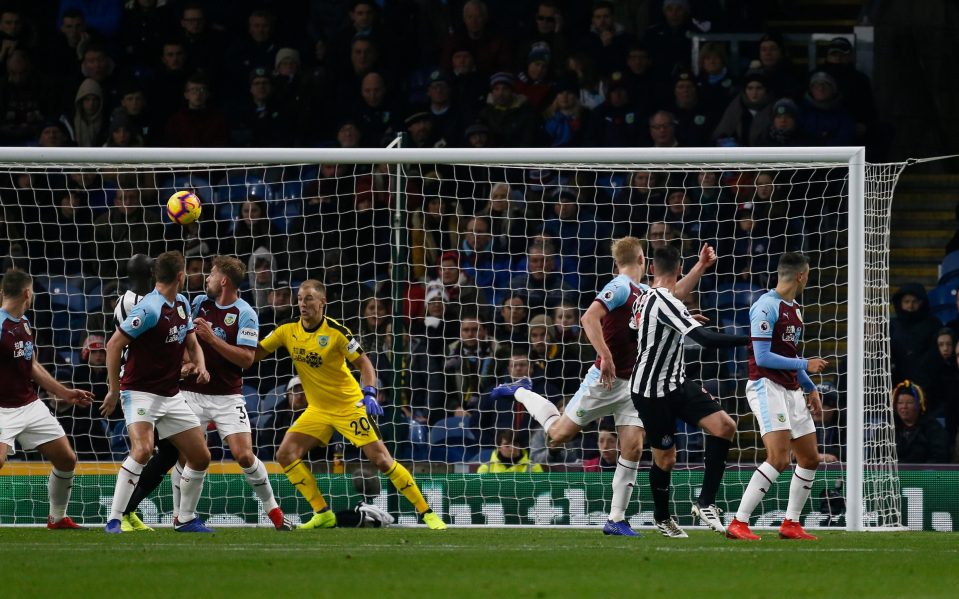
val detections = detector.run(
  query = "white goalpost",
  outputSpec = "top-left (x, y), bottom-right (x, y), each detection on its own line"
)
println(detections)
top-left (0, 146), bottom-right (904, 531)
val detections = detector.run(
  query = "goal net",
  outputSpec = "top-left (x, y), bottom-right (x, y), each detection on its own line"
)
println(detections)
top-left (0, 147), bottom-right (904, 530)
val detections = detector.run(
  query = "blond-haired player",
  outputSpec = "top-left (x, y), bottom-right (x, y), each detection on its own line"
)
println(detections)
top-left (255, 280), bottom-right (446, 530)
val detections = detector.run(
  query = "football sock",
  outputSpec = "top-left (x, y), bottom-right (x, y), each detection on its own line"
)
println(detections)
top-left (649, 463), bottom-right (672, 522)
top-left (284, 459), bottom-right (328, 513)
top-left (177, 466), bottom-right (207, 523)
top-left (124, 439), bottom-right (179, 515)
top-left (243, 458), bottom-right (279, 513)
top-left (514, 388), bottom-right (560, 436)
top-left (109, 457), bottom-right (144, 522)
top-left (736, 462), bottom-right (780, 522)
top-left (609, 458), bottom-right (638, 522)
top-left (47, 467), bottom-right (74, 521)
top-left (698, 435), bottom-right (731, 507)
top-left (385, 460), bottom-right (429, 513)
top-left (785, 466), bottom-right (817, 521)
top-left (171, 462), bottom-right (183, 517)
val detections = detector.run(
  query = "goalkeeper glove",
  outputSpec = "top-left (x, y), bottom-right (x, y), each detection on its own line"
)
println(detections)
top-left (361, 386), bottom-right (384, 416)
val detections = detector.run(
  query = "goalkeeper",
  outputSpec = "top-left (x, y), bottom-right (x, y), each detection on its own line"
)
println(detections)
top-left (255, 280), bottom-right (446, 530)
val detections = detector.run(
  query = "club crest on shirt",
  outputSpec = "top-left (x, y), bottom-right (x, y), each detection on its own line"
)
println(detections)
top-left (318, 335), bottom-right (329, 348)
top-left (224, 313), bottom-right (236, 326)
top-left (21, 322), bottom-right (30, 337)
top-left (177, 306), bottom-right (186, 319)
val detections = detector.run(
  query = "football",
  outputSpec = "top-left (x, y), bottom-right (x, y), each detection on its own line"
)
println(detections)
top-left (165, 190), bottom-right (202, 225)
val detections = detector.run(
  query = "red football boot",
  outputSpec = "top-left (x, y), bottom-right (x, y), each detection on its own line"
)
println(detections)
top-left (47, 516), bottom-right (84, 530)
top-left (269, 507), bottom-right (294, 531)
top-left (726, 517), bottom-right (761, 540)
top-left (779, 519), bottom-right (817, 540)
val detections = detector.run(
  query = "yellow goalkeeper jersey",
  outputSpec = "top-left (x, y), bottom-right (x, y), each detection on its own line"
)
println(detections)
top-left (259, 316), bottom-right (364, 414)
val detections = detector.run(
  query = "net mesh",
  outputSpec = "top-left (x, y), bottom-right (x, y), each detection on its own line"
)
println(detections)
top-left (0, 155), bottom-right (904, 529)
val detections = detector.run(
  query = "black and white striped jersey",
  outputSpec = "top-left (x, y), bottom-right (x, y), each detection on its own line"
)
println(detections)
top-left (114, 289), bottom-right (145, 369)
top-left (629, 287), bottom-right (702, 398)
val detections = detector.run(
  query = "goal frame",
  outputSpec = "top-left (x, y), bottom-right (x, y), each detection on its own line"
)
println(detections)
top-left (0, 145), bottom-right (874, 531)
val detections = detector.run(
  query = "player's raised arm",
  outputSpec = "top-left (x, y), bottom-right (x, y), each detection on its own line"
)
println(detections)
top-left (673, 242), bottom-right (717, 301)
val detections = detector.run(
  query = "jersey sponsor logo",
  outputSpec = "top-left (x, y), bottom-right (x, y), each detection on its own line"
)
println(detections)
top-left (782, 325), bottom-right (800, 343)
top-left (346, 338), bottom-right (361, 354)
top-left (130, 316), bottom-right (142, 329)
top-left (293, 346), bottom-right (323, 368)
top-left (318, 335), bottom-right (329, 348)
top-left (165, 325), bottom-right (187, 344)
top-left (213, 326), bottom-right (227, 340)
top-left (759, 320), bottom-right (771, 333)
top-left (177, 305), bottom-right (187, 319)
top-left (224, 313), bottom-right (236, 326)
top-left (239, 328), bottom-right (257, 341)
top-left (12, 340), bottom-right (33, 360)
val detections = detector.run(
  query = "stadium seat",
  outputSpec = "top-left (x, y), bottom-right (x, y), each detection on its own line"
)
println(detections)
top-left (255, 384), bottom-right (286, 430)
top-left (242, 385), bottom-right (260, 422)
top-left (927, 284), bottom-right (958, 324)
top-left (428, 416), bottom-right (478, 463)
top-left (939, 250), bottom-right (959, 286)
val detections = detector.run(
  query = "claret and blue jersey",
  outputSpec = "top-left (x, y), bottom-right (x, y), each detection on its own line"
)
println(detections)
top-left (181, 294), bottom-right (259, 396)
top-left (117, 290), bottom-right (194, 397)
top-left (593, 274), bottom-right (649, 379)
top-left (747, 289), bottom-right (805, 390)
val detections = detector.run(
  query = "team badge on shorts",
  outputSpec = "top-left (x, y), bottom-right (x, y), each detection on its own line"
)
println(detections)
top-left (318, 336), bottom-right (329, 348)
top-left (777, 413), bottom-right (786, 423)
top-left (224, 313), bottom-right (236, 326)
top-left (576, 409), bottom-right (586, 418)
top-left (137, 408), bottom-right (146, 416)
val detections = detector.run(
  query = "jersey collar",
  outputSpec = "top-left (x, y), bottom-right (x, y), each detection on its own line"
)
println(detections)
top-left (301, 316), bottom-right (326, 333)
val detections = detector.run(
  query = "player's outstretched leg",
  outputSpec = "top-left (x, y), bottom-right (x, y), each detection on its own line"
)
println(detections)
top-left (121, 438), bottom-right (180, 532)
top-left (38, 437), bottom-right (83, 530)
top-left (227, 432), bottom-right (293, 531)
top-left (363, 441), bottom-right (446, 530)
top-left (495, 378), bottom-right (562, 439)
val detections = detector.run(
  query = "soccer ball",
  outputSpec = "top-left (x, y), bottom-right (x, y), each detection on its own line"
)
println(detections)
top-left (166, 190), bottom-right (202, 225)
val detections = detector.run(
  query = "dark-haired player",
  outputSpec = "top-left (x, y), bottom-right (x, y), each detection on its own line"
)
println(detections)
top-left (630, 245), bottom-right (749, 535)
top-left (727, 252), bottom-right (827, 541)
top-left (0, 268), bottom-right (95, 529)
top-left (101, 251), bottom-right (213, 533)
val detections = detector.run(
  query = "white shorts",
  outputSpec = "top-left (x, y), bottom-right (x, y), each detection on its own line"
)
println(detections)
top-left (0, 400), bottom-right (66, 455)
top-left (121, 390), bottom-right (201, 440)
top-left (182, 390), bottom-right (251, 439)
top-left (745, 378), bottom-right (816, 439)
top-left (566, 365), bottom-right (644, 428)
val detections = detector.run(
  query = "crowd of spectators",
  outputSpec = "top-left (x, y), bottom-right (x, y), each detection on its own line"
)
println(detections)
top-left (2, 1), bottom-right (946, 467)
top-left (0, 1), bottom-right (878, 152)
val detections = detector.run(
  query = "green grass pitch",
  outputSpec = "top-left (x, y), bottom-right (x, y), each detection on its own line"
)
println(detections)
top-left (1, 528), bottom-right (954, 598)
